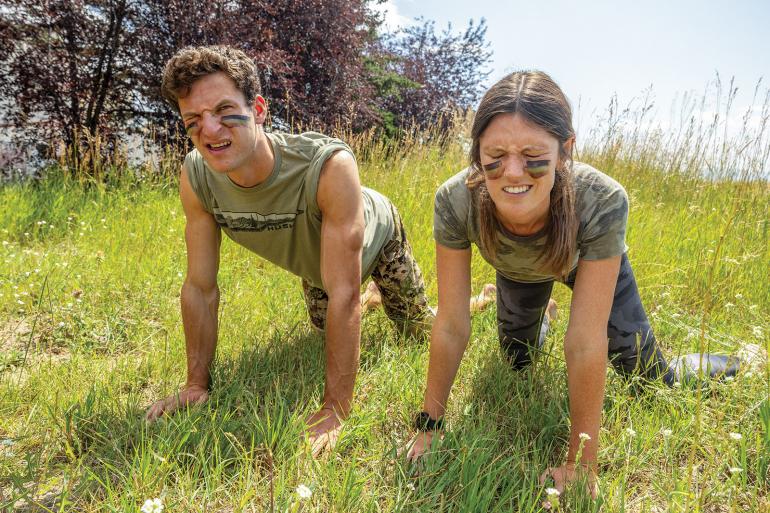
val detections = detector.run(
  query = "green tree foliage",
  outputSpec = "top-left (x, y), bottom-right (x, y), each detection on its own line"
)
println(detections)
top-left (0, 1), bottom-right (492, 174)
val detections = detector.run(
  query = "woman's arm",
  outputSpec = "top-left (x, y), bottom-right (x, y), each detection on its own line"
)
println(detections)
top-left (541, 255), bottom-right (620, 496)
top-left (407, 242), bottom-right (472, 460)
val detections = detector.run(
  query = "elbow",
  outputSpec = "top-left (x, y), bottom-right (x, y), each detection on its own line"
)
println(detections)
top-left (327, 283), bottom-right (360, 312)
top-left (563, 330), bottom-right (607, 362)
top-left (433, 313), bottom-right (471, 348)
top-left (181, 279), bottom-right (219, 308)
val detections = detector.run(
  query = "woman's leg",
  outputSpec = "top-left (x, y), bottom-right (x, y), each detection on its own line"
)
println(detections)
top-left (496, 272), bottom-right (555, 370)
top-left (563, 253), bottom-right (676, 384)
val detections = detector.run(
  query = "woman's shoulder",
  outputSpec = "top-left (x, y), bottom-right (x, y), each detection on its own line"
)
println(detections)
top-left (436, 167), bottom-right (473, 202)
top-left (572, 161), bottom-right (626, 196)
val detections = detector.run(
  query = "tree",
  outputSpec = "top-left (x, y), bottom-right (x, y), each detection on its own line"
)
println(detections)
top-left (379, 18), bottom-right (492, 133)
top-left (0, 0), bottom-right (149, 158)
top-left (0, 1), bottom-right (493, 175)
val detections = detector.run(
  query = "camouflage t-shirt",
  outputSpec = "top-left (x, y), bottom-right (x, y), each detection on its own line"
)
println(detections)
top-left (433, 161), bottom-right (629, 283)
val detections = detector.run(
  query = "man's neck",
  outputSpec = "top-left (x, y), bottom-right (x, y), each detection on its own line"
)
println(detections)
top-left (227, 130), bottom-right (275, 188)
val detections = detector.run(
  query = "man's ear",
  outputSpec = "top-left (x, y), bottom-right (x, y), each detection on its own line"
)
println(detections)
top-left (253, 95), bottom-right (268, 123)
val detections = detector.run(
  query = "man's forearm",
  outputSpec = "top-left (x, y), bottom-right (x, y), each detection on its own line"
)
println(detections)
top-left (181, 281), bottom-right (220, 389)
top-left (564, 335), bottom-right (607, 467)
top-left (322, 289), bottom-right (361, 417)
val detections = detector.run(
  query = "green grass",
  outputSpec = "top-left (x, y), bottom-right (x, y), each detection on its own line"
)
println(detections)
top-left (1, 109), bottom-right (769, 512)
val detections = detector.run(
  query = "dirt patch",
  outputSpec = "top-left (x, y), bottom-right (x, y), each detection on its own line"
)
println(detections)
top-left (0, 317), bottom-right (70, 373)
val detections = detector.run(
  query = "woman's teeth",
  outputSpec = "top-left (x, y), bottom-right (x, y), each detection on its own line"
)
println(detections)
top-left (503, 185), bottom-right (532, 194)
top-left (209, 141), bottom-right (231, 149)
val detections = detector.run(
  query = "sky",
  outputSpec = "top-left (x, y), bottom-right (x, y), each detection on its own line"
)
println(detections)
top-left (373, 0), bottom-right (770, 136)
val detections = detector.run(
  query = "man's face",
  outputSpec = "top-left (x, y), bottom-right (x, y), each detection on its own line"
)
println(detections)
top-left (177, 72), bottom-right (266, 174)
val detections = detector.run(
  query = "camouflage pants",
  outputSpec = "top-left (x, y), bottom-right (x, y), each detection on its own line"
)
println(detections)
top-left (302, 205), bottom-right (433, 337)
top-left (496, 253), bottom-right (675, 383)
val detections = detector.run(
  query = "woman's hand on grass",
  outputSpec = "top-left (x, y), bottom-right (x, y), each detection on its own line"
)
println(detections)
top-left (405, 430), bottom-right (440, 462)
top-left (539, 462), bottom-right (598, 499)
top-left (145, 384), bottom-right (209, 423)
top-left (305, 407), bottom-right (343, 457)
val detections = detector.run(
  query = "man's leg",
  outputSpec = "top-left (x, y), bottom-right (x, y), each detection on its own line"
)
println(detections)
top-left (563, 253), bottom-right (676, 384)
top-left (369, 206), bottom-right (433, 338)
top-left (496, 272), bottom-right (555, 370)
top-left (302, 279), bottom-right (329, 332)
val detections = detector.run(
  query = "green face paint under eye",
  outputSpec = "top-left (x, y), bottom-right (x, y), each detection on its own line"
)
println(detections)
top-left (221, 114), bottom-right (250, 127)
top-left (482, 160), bottom-right (504, 178)
top-left (525, 159), bottom-right (550, 178)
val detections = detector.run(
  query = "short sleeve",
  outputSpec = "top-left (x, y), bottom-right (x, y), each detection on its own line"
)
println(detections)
top-left (579, 186), bottom-right (628, 260)
top-left (433, 179), bottom-right (471, 249)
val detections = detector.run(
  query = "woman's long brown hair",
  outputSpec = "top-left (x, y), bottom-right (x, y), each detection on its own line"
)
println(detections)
top-left (466, 70), bottom-right (578, 279)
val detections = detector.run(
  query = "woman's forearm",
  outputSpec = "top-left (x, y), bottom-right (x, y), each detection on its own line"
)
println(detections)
top-left (421, 318), bottom-right (471, 419)
top-left (564, 333), bottom-right (608, 467)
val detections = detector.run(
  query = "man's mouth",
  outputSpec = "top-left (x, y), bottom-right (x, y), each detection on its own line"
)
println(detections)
top-left (502, 185), bottom-right (532, 195)
top-left (207, 141), bottom-right (231, 152)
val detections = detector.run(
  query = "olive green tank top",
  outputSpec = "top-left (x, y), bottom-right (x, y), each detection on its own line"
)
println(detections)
top-left (184, 131), bottom-right (395, 289)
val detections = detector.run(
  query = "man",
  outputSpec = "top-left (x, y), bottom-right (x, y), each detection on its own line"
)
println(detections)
top-left (145, 45), bottom-right (433, 454)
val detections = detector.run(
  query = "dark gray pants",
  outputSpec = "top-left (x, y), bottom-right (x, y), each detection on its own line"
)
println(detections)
top-left (496, 253), bottom-right (675, 384)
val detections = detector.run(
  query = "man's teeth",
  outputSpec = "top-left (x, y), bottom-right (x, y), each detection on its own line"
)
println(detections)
top-left (210, 141), bottom-right (230, 149)
top-left (503, 185), bottom-right (531, 194)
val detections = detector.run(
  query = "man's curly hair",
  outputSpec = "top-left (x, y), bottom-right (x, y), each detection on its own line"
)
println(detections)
top-left (161, 45), bottom-right (261, 110)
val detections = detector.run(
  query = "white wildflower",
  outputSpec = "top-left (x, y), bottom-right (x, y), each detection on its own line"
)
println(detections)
top-left (752, 326), bottom-right (763, 338)
top-left (724, 302), bottom-right (735, 308)
top-left (626, 427), bottom-right (637, 437)
top-left (296, 484), bottom-right (312, 499)
top-left (140, 497), bottom-right (163, 513)
top-left (579, 432), bottom-right (591, 442)
top-left (545, 487), bottom-right (560, 497)
top-left (661, 428), bottom-right (673, 438)
top-left (735, 293), bottom-right (743, 299)
top-left (729, 432), bottom-right (742, 441)
top-left (729, 467), bottom-right (743, 474)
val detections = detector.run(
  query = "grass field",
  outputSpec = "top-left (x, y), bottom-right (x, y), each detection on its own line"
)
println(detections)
top-left (1, 102), bottom-right (769, 512)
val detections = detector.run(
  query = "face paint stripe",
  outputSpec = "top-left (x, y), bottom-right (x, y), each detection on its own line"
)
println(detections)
top-left (221, 114), bottom-right (250, 126)
top-left (525, 159), bottom-right (550, 178)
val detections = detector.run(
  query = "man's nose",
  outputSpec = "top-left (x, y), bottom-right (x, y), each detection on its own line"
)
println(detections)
top-left (199, 112), bottom-right (222, 136)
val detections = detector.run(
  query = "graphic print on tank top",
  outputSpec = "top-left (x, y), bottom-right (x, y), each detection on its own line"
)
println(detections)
top-left (212, 207), bottom-right (305, 232)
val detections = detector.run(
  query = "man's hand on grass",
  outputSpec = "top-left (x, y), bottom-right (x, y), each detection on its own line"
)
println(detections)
top-left (305, 407), bottom-right (344, 457)
top-left (145, 384), bottom-right (209, 423)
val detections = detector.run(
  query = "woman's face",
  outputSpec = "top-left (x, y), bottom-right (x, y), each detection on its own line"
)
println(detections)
top-left (478, 112), bottom-right (566, 235)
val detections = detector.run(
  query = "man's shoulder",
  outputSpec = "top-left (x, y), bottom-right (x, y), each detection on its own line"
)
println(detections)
top-left (269, 131), bottom-right (352, 162)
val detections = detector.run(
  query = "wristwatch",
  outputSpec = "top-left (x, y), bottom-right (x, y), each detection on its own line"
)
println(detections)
top-left (413, 411), bottom-right (445, 432)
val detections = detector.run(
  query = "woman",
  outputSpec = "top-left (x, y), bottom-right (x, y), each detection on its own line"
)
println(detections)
top-left (404, 71), bottom-right (745, 496)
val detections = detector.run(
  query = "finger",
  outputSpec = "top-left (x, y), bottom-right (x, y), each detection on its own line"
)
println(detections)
top-left (538, 467), bottom-right (552, 486)
top-left (146, 401), bottom-right (163, 423)
top-left (311, 433), bottom-right (329, 458)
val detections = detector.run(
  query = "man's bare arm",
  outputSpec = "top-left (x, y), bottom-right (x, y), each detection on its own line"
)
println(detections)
top-left (304, 150), bottom-right (364, 454)
top-left (146, 166), bottom-right (221, 421)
